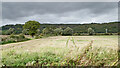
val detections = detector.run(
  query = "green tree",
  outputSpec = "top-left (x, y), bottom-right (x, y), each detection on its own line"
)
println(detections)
top-left (22, 29), bottom-right (28, 35)
top-left (6, 28), bottom-right (15, 35)
top-left (88, 27), bottom-right (94, 35)
top-left (42, 27), bottom-right (53, 35)
top-left (36, 29), bottom-right (41, 35)
top-left (42, 28), bottom-right (49, 35)
top-left (54, 28), bottom-right (63, 35)
top-left (23, 20), bottom-right (40, 37)
top-left (63, 27), bottom-right (73, 35)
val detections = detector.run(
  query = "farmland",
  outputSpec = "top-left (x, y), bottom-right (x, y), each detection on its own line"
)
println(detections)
top-left (1, 35), bottom-right (118, 66)
top-left (1, 2), bottom-right (119, 67)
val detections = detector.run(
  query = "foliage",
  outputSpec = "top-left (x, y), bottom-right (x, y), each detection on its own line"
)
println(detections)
top-left (23, 21), bottom-right (40, 37)
top-left (2, 51), bottom-right (62, 66)
top-left (42, 27), bottom-right (54, 35)
top-left (2, 45), bottom-right (118, 66)
top-left (36, 29), bottom-right (41, 35)
top-left (6, 28), bottom-right (15, 35)
top-left (1, 36), bottom-right (118, 66)
top-left (73, 33), bottom-right (79, 36)
top-left (1, 34), bottom-right (29, 45)
top-left (63, 27), bottom-right (73, 35)
top-left (35, 35), bottom-right (43, 39)
top-left (1, 22), bottom-right (119, 35)
top-left (54, 28), bottom-right (63, 35)
top-left (88, 28), bottom-right (95, 35)
top-left (1, 24), bottom-right (23, 35)
top-left (22, 29), bottom-right (29, 35)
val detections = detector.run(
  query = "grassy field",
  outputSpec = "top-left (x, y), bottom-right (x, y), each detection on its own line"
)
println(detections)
top-left (0, 35), bottom-right (118, 66)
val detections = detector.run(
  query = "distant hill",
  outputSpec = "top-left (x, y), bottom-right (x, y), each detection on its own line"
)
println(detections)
top-left (0, 22), bottom-right (119, 35)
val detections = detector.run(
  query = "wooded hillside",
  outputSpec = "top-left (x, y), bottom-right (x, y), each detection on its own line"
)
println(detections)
top-left (0, 22), bottom-right (119, 35)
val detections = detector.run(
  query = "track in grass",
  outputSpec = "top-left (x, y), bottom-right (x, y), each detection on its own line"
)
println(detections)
top-left (1, 36), bottom-right (118, 66)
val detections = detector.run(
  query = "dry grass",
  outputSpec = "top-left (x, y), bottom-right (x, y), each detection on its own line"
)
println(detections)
top-left (1, 35), bottom-right (118, 66)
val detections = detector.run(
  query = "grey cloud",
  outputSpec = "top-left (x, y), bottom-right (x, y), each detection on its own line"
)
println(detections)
top-left (2, 0), bottom-right (120, 2)
top-left (2, 2), bottom-right (118, 25)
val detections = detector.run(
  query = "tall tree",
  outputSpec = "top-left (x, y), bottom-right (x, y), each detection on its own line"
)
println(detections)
top-left (6, 28), bottom-right (15, 35)
top-left (23, 20), bottom-right (40, 37)
top-left (42, 27), bottom-right (53, 35)
top-left (22, 29), bottom-right (29, 35)
top-left (54, 28), bottom-right (63, 35)
top-left (63, 27), bottom-right (73, 35)
top-left (88, 27), bottom-right (94, 35)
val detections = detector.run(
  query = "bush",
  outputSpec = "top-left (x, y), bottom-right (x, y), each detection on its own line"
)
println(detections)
top-left (63, 27), bottom-right (73, 36)
top-left (73, 33), bottom-right (79, 36)
top-left (40, 33), bottom-right (44, 36)
top-left (42, 28), bottom-right (54, 36)
top-left (10, 34), bottom-right (16, 38)
top-left (19, 34), bottom-right (25, 39)
top-left (1, 34), bottom-right (29, 45)
top-left (54, 28), bottom-right (63, 36)
top-left (22, 29), bottom-right (29, 35)
top-left (35, 35), bottom-right (43, 39)
top-left (6, 28), bottom-right (15, 35)
top-left (88, 28), bottom-right (95, 35)
top-left (94, 33), bottom-right (113, 35)
top-left (118, 32), bottom-right (120, 35)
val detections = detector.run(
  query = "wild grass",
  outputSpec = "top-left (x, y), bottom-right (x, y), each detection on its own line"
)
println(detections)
top-left (1, 36), bottom-right (118, 66)
top-left (71, 37), bottom-right (77, 47)
top-left (66, 37), bottom-right (70, 47)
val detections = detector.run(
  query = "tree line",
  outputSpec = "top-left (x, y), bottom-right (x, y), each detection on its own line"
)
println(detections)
top-left (0, 20), bottom-right (119, 37)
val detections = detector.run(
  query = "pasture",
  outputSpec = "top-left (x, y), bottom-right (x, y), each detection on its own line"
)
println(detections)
top-left (1, 35), bottom-right (118, 66)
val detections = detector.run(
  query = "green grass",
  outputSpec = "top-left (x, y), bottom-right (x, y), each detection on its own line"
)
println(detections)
top-left (1, 36), bottom-right (118, 66)
top-left (2, 46), bottom-right (118, 66)
top-left (2, 50), bottom-right (62, 66)
top-left (66, 37), bottom-right (70, 47)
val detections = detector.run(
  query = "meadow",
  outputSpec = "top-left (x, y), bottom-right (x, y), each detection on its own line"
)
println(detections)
top-left (0, 35), bottom-right (118, 66)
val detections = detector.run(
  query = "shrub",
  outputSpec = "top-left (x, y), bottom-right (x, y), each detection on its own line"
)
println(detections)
top-left (9, 34), bottom-right (16, 38)
top-left (35, 35), bottom-right (43, 39)
top-left (95, 33), bottom-right (113, 35)
top-left (35, 35), bottom-right (39, 39)
top-left (22, 29), bottom-right (29, 35)
top-left (88, 28), bottom-right (95, 35)
top-left (6, 28), bottom-right (15, 35)
top-left (1, 34), bottom-right (29, 45)
top-left (19, 33), bottom-right (25, 39)
top-left (36, 29), bottom-right (41, 35)
top-left (104, 33), bottom-right (110, 35)
top-left (54, 28), bottom-right (63, 36)
top-left (40, 33), bottom-right (44, 36)
top-left (73, 33), bottom-right (79, 36)
top-left (118, 32), bottom-right (120, 35)
top-left (42, 28), bottom-right (54, 36)
top-left (63, 27), bottom-right (73, 36)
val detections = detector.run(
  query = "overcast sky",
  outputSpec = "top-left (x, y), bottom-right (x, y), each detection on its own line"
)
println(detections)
top-left (2, 2), bottom-right (118, 25)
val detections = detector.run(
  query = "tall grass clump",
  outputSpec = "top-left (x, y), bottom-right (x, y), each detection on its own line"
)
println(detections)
top-left (71, 37), bottom-right (77, 47)
top-left (66, 37), bottom-right (70, 47)
top-left (62, 40), bottom-right (118, 66)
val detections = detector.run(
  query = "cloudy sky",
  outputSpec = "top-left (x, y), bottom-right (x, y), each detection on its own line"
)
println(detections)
top-left (2, 2), bottom-right (118, 25)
